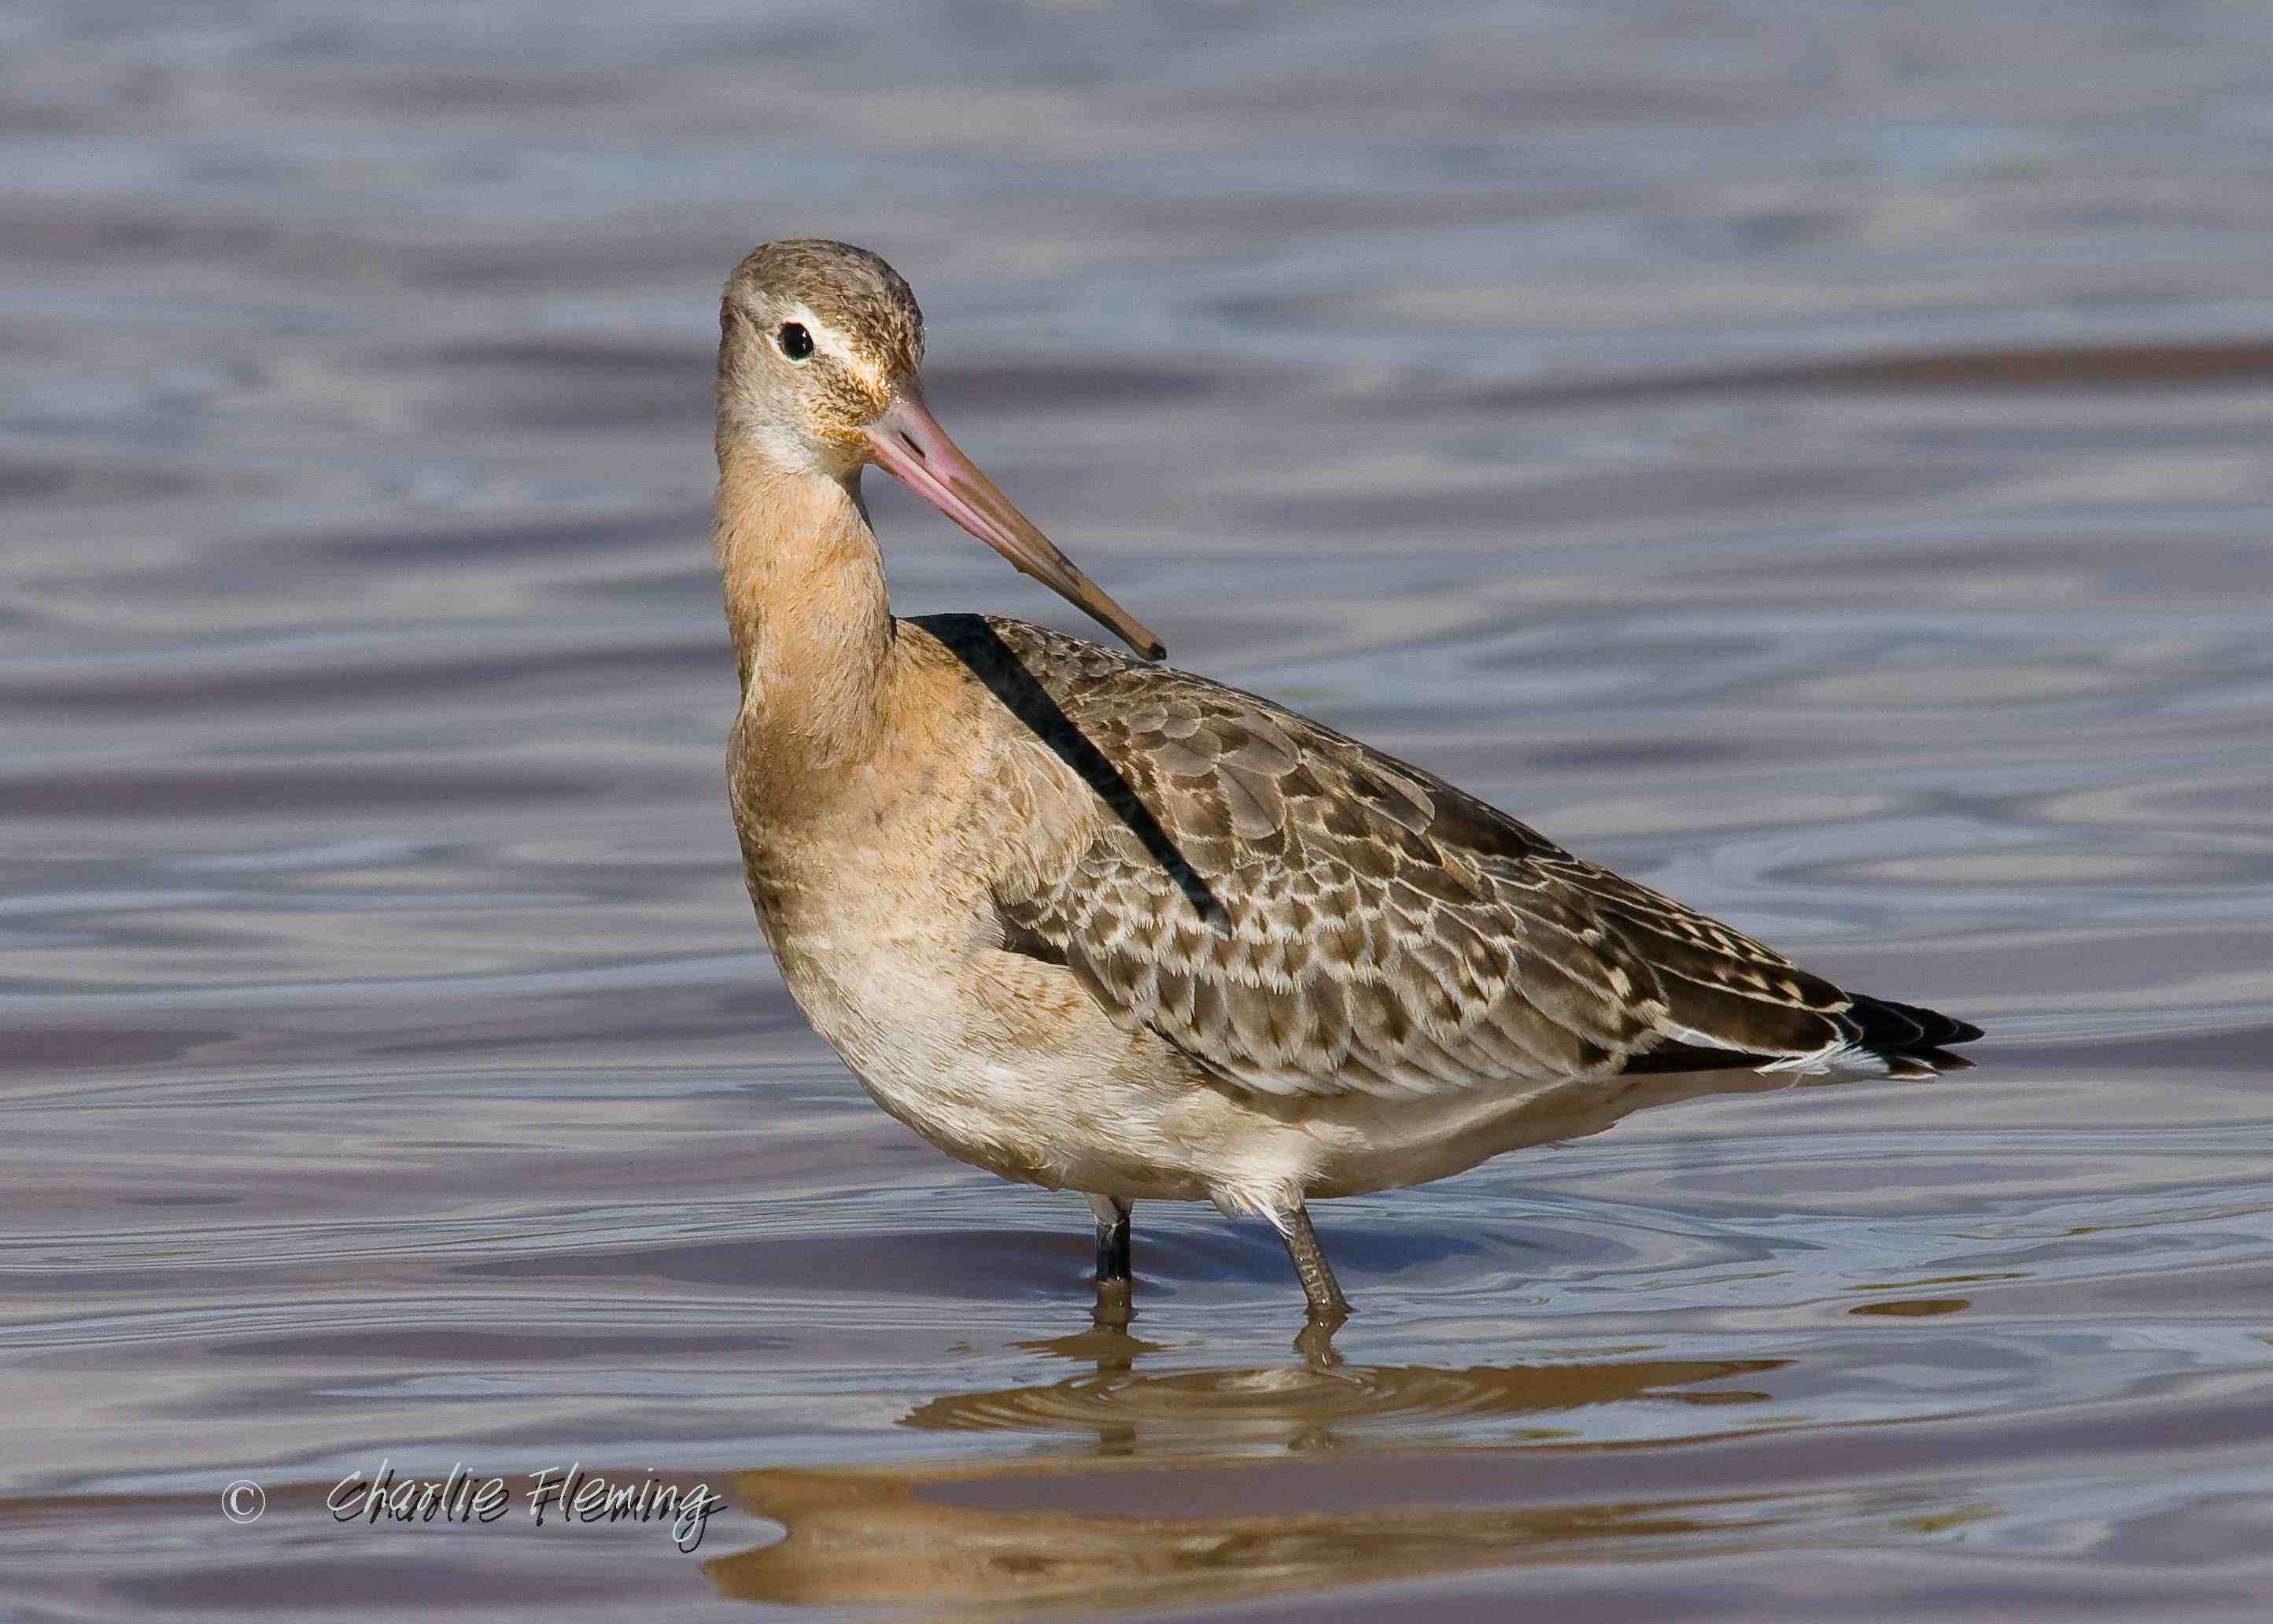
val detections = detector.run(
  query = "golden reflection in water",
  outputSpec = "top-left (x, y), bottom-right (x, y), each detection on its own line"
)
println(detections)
top-left (704, 1338), bottom-right (1798, 1615)
top-left (908, 1330), bottom-right (1782, 1456)
top-left (1848, 1297), bottom-right (1972, 1318)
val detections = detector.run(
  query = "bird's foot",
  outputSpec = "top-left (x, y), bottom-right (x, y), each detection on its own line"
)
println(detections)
top-left (1090, 1276), bottom-right (1134, 1334)
top-left (1293, 1306), bottom-right (1349, 1371)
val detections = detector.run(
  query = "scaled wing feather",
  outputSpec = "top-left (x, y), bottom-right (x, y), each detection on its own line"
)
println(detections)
top-left (941, 616), bottom-right (1905, 1098)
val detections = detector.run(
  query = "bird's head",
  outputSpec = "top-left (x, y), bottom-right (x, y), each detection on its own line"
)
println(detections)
top-left (717, 239), bottom-right (1162, 660)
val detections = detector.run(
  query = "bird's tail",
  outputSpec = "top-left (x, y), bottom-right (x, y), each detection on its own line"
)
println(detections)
top-left (1824, 992), bottom-right (1983, 1077)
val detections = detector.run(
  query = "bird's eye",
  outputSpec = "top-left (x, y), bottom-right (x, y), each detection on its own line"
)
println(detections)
top-left (777, 323), bottom-right (814, 361)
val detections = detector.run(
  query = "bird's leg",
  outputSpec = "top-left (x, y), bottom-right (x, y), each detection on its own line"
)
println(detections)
top-left (1270, 1201), bottom-right (1351, 1323)
top-left (1088, 1193), bottom-right (1133, 1329)
top-left (1089, 1193), bottom-right (1133, 1282)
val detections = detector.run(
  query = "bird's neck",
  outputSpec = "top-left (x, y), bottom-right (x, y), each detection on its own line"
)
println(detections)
top-left (713, 443), bottom-right (896, 774)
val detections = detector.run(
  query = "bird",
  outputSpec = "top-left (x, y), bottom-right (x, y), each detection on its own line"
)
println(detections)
top-left (709, 238), bottom-right (1981, 1335)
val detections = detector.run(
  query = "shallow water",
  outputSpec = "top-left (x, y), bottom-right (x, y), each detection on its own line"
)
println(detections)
top-left (6, 2), bottom-right (2273, 1618)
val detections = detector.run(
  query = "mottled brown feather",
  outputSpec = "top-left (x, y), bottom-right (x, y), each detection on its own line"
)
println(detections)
top-left (922, 615), bottom-right (1969, 1102)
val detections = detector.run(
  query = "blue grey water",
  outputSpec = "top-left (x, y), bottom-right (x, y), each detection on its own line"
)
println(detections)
top-left (4, 2), bottom-right (2272, 1618)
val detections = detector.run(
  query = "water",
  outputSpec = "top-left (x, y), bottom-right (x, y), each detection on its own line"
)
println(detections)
top-left (6, 2), bottom-right (2273, 1618)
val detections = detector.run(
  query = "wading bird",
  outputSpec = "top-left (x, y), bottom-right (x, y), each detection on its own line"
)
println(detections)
top-left (710, 240), bottom-right (1979, 1336)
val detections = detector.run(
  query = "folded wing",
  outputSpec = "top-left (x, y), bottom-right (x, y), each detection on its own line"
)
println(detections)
top-left (948, 616), bottom-right (1978, 1098)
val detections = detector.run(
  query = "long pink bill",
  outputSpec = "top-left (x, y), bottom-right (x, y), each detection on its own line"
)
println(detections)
top-left (862, 393), bottom-right (1165, 661)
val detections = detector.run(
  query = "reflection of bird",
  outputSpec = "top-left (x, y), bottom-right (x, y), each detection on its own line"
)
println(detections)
top-left (710, 1456), bottom-right (1738, 1615)
top-left (902, 1337), bottom-right (1786, 1451)
top-left (710, 238), bottom-right (1981, 1331)
top-left (710, 1350), bottom-right (1791, 1614)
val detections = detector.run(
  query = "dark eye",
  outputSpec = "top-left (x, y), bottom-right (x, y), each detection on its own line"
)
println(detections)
top-left (777, 322), bottom-right (814, 361)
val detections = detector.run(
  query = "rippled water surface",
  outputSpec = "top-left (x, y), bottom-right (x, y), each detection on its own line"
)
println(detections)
top-left (6, 2), bottom-right (2273, 1618)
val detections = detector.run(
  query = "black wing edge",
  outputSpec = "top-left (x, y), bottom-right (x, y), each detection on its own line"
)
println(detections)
top-left (1842, 992), bottom-right (1983, 1077)
top-left (1847, 992), bottom-right (1983, 1053)
top-left (1624, 993), bottom-right (1983, 1080)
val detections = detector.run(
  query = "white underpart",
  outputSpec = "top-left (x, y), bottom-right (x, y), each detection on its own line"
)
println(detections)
top-left (1662, 1018), bottom-right (1881, 1077)
top-left (1760, 1036), bottom-right (1886, 1076)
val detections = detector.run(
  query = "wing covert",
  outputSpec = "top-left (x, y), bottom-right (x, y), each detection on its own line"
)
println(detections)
top-left (943, 615), bottom-right (1893, 1098)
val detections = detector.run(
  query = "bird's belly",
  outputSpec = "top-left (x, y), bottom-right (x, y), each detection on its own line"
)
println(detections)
top-left (1293, 1069), bottom-right (1671, 1198)
top-left (762, 924), bottom-right (1224, 1201)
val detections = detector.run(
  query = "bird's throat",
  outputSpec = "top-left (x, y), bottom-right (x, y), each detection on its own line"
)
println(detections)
top-left (713, 447), bottom-right (896, 782)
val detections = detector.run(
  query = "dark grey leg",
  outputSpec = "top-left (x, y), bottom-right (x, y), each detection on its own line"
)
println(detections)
top-left (1088, 1193), bottom-right (1132, 1285)
top-left (1271, 1201), bottom-right (1351, 1320)
top-left (1087, 1193), bottom-right (1134, 1330)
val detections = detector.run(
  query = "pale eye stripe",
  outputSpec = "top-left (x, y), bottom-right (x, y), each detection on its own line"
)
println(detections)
top-left (781, 302), bottom-right (891, 393)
